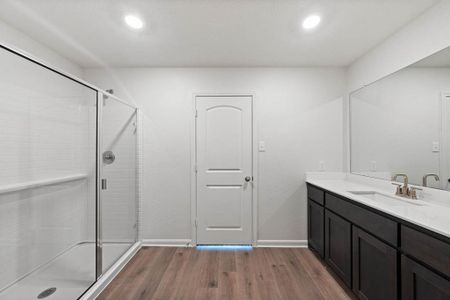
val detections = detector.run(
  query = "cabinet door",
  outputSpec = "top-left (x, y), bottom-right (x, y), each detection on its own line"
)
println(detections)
top-left (308, 199), bottom-right (324, 258)
top-left (353, 226), bottom-right (397, 300)
top-left (325, 210), bottom-right (352, 287)
top-left (402, 255), bottom-right (450, 300)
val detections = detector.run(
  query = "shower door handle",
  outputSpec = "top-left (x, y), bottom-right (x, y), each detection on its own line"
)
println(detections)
top-left (101, 178), bottom-right (107, 190)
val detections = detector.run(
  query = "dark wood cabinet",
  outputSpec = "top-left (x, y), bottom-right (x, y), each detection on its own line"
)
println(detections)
top-left (307, 199), bottom-right (324, 258)
top-left (352, 226), bottom-right (397, 300)
top-left (325, 209), bottom-right (352, 286)
top-left (402, 255), bottom-right (450, 300)
top-left (326, 193), bottom-right (397, 246)
top-left (308, 184), bottom-right (324, 205)
top-left (401, 225), bottom-right (450, 278)
top-left (306, 184), bottom-right (450, 300)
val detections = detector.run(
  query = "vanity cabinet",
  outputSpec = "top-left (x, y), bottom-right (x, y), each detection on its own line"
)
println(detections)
top-left (324, 209), bottom-right (352, 286)
top-left (306, 183), bottom-right (450, 300)
top-left (352, 226), bottom-right (397, 300)
top-left (307, 199), bottom-right (324, 258)
top-left (401, 255), bottom-right (450, 300)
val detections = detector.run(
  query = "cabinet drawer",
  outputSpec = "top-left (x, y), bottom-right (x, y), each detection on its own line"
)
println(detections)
top-left (401, 225), bottom-right (450, 277)
top-left (325, 193), bottom-right (398, 246)
top-left (307, 184), bottom-right (324, 205)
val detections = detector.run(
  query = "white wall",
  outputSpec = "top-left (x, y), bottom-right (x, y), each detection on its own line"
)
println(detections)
top-left (348, 0), bottom-right (450, 92)
top-left (0, 19), bottom-right (83, 78)
top-left (351, 67), bottom-right (450, 188)
top-left (84, 67), bottom-right (346, 245)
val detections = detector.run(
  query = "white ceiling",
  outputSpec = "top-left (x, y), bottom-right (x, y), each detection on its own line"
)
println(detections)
top-left (0, 0), bottom-right (440, 68)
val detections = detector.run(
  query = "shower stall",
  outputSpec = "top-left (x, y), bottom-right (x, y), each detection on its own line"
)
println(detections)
top-left (0, 44), bottom-right (139, 300)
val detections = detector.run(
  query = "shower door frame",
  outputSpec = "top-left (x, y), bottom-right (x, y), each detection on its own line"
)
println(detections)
top-left (96, 92), bottom-right (103, 279)
top-left (96, 91), bottom-right (139, 280)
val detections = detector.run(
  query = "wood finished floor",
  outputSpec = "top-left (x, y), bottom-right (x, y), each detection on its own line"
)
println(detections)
top-left (98, 247), bottom-right (353, 300)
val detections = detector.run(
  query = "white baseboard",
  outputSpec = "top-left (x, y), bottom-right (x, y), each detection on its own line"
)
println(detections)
top-left (80, 241), bottom-right (142, 300)
top-left (141, 239), bottom-right (192, 247)
top-left (256, 240), bottom-right (308, 248)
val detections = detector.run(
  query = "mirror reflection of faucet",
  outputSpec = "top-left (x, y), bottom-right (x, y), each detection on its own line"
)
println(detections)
top-left (422, 173), bottom-right (440, 187)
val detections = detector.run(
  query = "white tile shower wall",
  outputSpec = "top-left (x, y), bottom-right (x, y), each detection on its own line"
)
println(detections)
top-left (0, 48), bottom-right (97, 290)
top-left (101, 99), bottom-right (137, 243)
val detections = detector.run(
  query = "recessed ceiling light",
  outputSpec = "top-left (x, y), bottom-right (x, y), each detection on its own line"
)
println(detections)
top-left (124, 14), bottom-right (144, 30)
top-left (302, 15), bottom-right (321, 30)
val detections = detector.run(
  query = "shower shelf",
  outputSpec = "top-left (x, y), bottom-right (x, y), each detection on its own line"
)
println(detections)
top-left (0, 174), bottom-right (88, 195)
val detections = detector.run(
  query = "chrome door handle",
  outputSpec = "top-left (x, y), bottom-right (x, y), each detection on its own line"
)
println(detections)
top-left (245, 176), bottom-right (252, 182)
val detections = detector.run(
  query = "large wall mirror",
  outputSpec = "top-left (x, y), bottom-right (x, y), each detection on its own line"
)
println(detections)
top-left (350, 46), bottom-right (450, 190)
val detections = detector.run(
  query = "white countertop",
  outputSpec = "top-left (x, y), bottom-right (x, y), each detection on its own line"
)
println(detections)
top-left (306, 177), bottom-right (450, 239)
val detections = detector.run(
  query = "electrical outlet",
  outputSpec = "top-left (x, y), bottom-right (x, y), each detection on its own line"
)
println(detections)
top-left (319, 161), bottom-right (325, 171)
top-left (432, 141), bottom-right (440, 153)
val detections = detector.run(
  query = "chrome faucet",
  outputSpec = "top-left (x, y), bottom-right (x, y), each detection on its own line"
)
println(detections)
top-left (392, 173), bottom-right (421, 199)
top-left (422, 173), bottom-right (440, 187)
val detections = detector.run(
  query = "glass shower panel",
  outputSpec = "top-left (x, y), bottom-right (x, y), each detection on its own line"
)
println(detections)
top-left (100, 95), bottom-right (137, 273)
top-left (0, 47), bottom-right (97, 299)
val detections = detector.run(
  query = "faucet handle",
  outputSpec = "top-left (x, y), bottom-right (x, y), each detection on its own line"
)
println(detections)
top-left (392, 183), bottom-right (402, 195)
top-left (409, 186), bottom-right (422, 200)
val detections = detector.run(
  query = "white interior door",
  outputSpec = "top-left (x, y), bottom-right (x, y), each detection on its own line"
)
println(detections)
top-left (196, 96), bottom-right (253, 245)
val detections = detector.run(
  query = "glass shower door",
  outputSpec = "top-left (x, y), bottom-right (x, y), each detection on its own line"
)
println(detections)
top-left (99, 94), bottom-right (138, 273)
top-left (0, 46), bottom-right (97, 300)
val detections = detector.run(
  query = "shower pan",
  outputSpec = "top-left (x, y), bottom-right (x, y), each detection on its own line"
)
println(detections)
top-left (0, 45), bottom-right (139, 300)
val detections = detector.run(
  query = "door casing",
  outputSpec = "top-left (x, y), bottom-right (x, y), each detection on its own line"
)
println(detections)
top-left (190, 93), bottom-right (258, 246)
top-left (440, 92), bottom-right (450, 190)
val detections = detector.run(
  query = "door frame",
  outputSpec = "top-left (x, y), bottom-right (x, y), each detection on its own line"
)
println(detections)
top-left (440, 92), bottom-right (450, 190)
top-left (190, 93), bottom-right (258, 246)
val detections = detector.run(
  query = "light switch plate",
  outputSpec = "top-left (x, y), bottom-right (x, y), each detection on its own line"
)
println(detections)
top-left (258, 141), bottom-right (266, 152)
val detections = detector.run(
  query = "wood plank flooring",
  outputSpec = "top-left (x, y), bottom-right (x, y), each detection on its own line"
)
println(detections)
top-left (98, 247), bottom-right (353, 300)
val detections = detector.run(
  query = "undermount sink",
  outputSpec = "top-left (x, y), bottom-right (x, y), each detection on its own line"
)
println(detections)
top-left (348, 191), bottom-right (427, 206)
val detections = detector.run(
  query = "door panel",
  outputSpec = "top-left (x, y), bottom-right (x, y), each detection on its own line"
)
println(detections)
top-left (402, 255), bottom-right (450, 300)
top-left (196, 96), bottom-right (252, 244)
top-left (308, 199), bottom-right (324, 258)
top-left (325, 209), bottom-right (352, 287)
top-left (352, 226), bottom-right (397, 300)
top-left (206, 106), bottom-right (243, 169)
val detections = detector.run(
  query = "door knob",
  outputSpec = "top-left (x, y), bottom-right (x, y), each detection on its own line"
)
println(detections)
top-left (245, 176), bottom-right (252, 182)
top-left (103, 150), bottom-right (115, 164)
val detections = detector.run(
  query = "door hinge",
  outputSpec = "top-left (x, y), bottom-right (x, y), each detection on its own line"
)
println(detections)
top-left (195, 109), bottom-right (198, 118)
top-left (194, 219), bottom-right (198, 227)
top-left (194, 164), bottom-right (198, 173)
